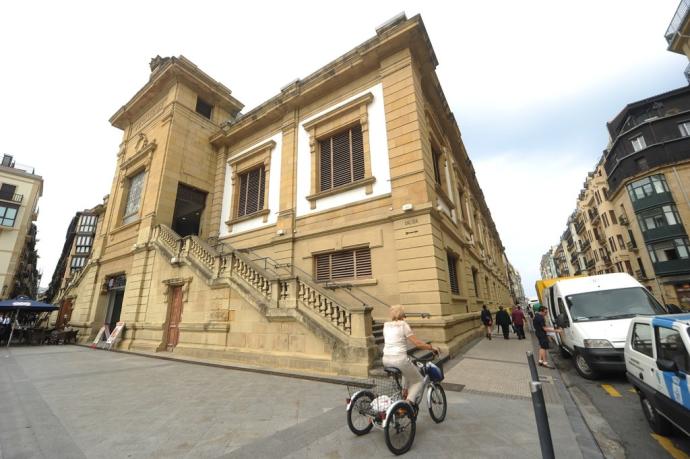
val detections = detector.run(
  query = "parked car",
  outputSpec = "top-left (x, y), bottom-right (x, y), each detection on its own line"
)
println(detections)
top-left (625, 314), bottom-right (690, 436)
top-left (544, 273), bottom-right (666, 379)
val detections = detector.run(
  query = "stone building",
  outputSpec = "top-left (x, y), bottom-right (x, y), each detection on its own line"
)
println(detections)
top-left (57, 15), bottom-right (512, 376)
top-left (0, 155), bottom-right (42, 299)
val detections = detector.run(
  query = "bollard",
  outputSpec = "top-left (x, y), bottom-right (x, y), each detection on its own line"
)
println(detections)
top-left (530, 381), bottom-right (555, 459)
top-left (526, 351), bottom-right (540, 382)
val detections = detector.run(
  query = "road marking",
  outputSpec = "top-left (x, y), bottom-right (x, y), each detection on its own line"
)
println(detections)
top-left (601, 384), bottom-right (622, 398)
top-left (652, 434), bottom-right (690, 459)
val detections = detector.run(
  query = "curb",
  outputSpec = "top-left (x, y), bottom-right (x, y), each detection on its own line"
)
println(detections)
top-left (557, 367), bottom-right (626, 459)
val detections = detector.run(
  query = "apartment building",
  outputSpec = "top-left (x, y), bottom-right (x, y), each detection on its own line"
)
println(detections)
top-left (56, 15), bottom-right (512, 376)
top-left (0, 155), bottom-right (42, 299)
top-left (44, 202), bottom-right (106, 327)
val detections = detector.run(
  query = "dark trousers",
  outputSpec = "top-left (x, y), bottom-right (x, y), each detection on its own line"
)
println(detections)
top-left (499, 324), bottom-right (510, 339)
top-left (515, 325), bottom-right (525, 339)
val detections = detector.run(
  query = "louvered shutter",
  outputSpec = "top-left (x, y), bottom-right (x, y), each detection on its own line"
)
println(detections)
top-left (319, 139), bottom-right (332, 192)
top-left (332, 130), bottom-right (352, 188)
top-left (355, 248), bottom-right (372, 278)
top-left (331, 250), bottom-right (354, 279)
top-left (447, 253), bottom-right (459, 294)
top-left (432, 148), bottom-right (442, 184)
top-left (351, 125), bottom-right (364, 181)
top-left (237, 166), bottom-right (265, 217)
top-left (315, 253), bottom-right (330, 281)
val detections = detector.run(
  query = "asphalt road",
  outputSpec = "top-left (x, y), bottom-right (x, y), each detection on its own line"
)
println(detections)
top-left (552, 350), bottom-right (690, 458)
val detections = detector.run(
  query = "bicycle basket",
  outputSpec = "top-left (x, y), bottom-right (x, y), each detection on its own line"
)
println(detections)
top-left (347, 377), bottom-right (403, 413)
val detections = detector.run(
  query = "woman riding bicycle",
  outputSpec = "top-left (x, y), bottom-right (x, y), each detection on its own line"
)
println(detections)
top-left (382, 305), bottom-right (439, 409)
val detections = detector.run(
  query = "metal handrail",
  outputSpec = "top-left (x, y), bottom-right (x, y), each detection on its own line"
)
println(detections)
top-left (666, 0), bottom-right (690, 45)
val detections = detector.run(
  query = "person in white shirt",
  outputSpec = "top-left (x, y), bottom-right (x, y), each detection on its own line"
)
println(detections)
top-left (382, 305), bottom-right (439, 408)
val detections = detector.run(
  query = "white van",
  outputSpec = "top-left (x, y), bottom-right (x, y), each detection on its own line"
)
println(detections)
top-left (543, 273), bottom-right (666, 379)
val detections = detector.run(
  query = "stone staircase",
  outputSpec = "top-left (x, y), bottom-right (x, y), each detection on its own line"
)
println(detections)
top-left (149, 225), bottom-right (375, 373)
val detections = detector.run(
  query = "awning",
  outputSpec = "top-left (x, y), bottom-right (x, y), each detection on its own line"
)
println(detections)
top-left (0, 296), bottom-right (58, 313)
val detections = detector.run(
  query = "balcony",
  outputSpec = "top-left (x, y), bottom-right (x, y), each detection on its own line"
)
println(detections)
top-left (588, 209), bottom-right (600, 226)
top-left (626, 241), bottom-right (638, 252)
top-left (632, 191), bottom-right (675, 213)
top-left (619, 214), bottom-right (629, 226)
top-left (575, 220), bottom-right (585, 234)
top-left (586, 258), bottom-right (595, 269)
top-left (635, 269), bottom-right (651, 281)
top-left (666, 0), bottom-right (690, 47)
top-left (0, 192), bottom-right (23, 204)
top-left (602, 254), bottom-right (611, 264)
top-left (570, 251), bottom-right (579, 264)
top-left (580, 239), bottom-right (591, 252)
top-left (642, 224), bottom-right (688, 244)
top-left (653, 258), bottom-right (690, 276)
top-left (566, 239), bottom-right (575, 252)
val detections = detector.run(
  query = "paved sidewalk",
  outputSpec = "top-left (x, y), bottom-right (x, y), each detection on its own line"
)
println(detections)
top-left (0, 335), bottom-right (602, 458)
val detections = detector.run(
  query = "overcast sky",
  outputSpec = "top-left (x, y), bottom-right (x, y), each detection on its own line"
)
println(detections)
top-left (1, 1), bottom-right (687, 297)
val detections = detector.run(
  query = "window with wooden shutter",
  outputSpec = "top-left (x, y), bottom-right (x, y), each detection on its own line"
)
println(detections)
top-left (314, 248), bottom-right (372, 282)
top-left (447, 252), bottom-right (459, 294)
top-left (432, 147), bottom-right (443, 185)
top-left (319, 125), bottom-right (364, 192)
top-left (236, 166), bottom-right (265, 218)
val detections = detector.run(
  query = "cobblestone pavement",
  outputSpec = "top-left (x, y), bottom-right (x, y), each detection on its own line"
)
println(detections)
top-left (1, 339), bottom-right (596, 458)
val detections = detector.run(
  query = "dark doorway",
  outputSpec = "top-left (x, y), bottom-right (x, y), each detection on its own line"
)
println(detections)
top-left (165, 285), bottom-right (184, 351)
top-left (104, 274), bottom-right (126, 331)
top-left (171, 184), bottom-right (207, 237)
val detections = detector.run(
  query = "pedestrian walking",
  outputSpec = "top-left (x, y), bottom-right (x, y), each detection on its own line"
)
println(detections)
top-left (534, 307), bottom-right (561, 368)
top-left (480, 305), bottom-right (493, 340)
top-left (526, 305), bottom-right (535, 332)
top-left (511, 305), bottom-right (526, 339)
top-left (495, 306), bottom-right (512, 340)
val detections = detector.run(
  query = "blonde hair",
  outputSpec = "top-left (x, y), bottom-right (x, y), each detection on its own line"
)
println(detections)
top-left (389, 304), bottom-right (406, 321)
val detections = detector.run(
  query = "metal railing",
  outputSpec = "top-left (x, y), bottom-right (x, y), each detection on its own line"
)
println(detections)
top-left (666, 0), bottom-right (690, 45)
top-left (0, 193), bottom-right (23, 203)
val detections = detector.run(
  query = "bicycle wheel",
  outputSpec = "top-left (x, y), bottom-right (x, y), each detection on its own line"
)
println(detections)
top-left (384, 404), bottom-right (416, 455)
top-left (347, 391), bottom-right (375, 435)
top-left (428, 384), bottom-right (447, 423)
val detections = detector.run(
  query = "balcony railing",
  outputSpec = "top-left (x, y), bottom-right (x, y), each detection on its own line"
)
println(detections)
top-left (619, 215), bottom-right (629, 226)
top-left (0, 193), bottom-right (23, 204)
top-left (580, 239), bottom-right (591, 252)
top-left (575, 220), bottom-right (585, 234)
top-left (627, 241), bottom-right (638, 252)
top-left (586, 258), bottom-right (595, 269)
top-left (666, 0), bottom-right (690, 45)
top-left (635, 269), bottom-right (650, 281)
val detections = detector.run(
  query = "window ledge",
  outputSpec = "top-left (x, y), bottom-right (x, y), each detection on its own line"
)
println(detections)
top-left (306, 176), bottom-right (376, 208)
top-left (321, 278), bottom-right (378, 288)
top-left (434, 184), bottom-right (456, 210)
top-left (226, 208), bottom-right (270, 226)
top-left (110, 219), bottom-right (140, 236)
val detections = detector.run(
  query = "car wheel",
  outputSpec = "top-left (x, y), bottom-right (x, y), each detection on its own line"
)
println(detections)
top-left (574, 352), bottom-right (599, 380)
top-left (640, 394), bottom-right (673, 436)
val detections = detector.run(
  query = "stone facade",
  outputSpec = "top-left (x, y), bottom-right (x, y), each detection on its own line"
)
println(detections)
top-left (57, 15), bottom-right (512, 376)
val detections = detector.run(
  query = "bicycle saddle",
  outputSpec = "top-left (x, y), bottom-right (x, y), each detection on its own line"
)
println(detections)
top-left (383, 367), bottom-right (402, 377)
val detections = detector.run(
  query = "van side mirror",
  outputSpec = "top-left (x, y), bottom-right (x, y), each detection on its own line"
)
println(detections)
top-left (657, 358), bottom-right (679, 373)
top-left (556, 313), bottom-right (569, 328)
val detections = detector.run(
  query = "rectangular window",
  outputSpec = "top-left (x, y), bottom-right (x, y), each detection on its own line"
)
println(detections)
top-left (236, 166), bottom-right (265, 218)
top-left (70, 256), bottom-right (86, 271)
top-left (195, 97), bottom-right (213, 119)
top-left (609, 210), bottom-right (618, 225)
top-left (78, 214), bottom-right (97, 233)
top-left (637, 257), bottom-right (647, 278)
top-left (627, 174), bottom-right (669, 202)
top-left (314, 248), bottom-right (371, 282)
top-left (447, 252), bottom-right (459, 295)
top-left (638, 204), bottom-right (682, 231)
top-left (679, 121), bottom-right (690, 137)
top-left (631, 135), bottom-right (646, 152)
top-left (75, 235), bottom-right (93, 254)
top-left (0, 184), bottom-right (16, 201)
top-left (631, 323), bottom-right (653, 358)
top-left (472, 267), bottom-right (480, 297)
top-left (609, 237), bottom-right (617, 252)
top-left (123, 171), bottom-right (145, 224)
top-left (647, 238), bottom-right (690, 263)
top-left (319, 125), bottom-right (364, 192)
top-left (0, 204), bottom-right (18, 227)
top-left (656, 326), bottom-right (690, 373)
top-left (617, 235), bottom-right (625, 250)
top-left (432, 147), bottom-right (443, 185)
top-left (602, 213), bottom-right (609, 227)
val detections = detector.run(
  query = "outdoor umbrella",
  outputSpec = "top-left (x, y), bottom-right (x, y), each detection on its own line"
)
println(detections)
top-left (0, 296), bottom-right (58, 347)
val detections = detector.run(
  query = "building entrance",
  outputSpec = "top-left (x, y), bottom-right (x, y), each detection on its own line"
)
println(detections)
top-left (165, 285), bottom-right (184, 351)
top-left (171, 184), bottom-right (206, 237)
top-left (104, 275), bottom-right (126, 330)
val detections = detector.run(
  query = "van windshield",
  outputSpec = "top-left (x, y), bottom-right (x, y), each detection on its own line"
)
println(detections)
top-left (565, 287), bottom-right (666, 322)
